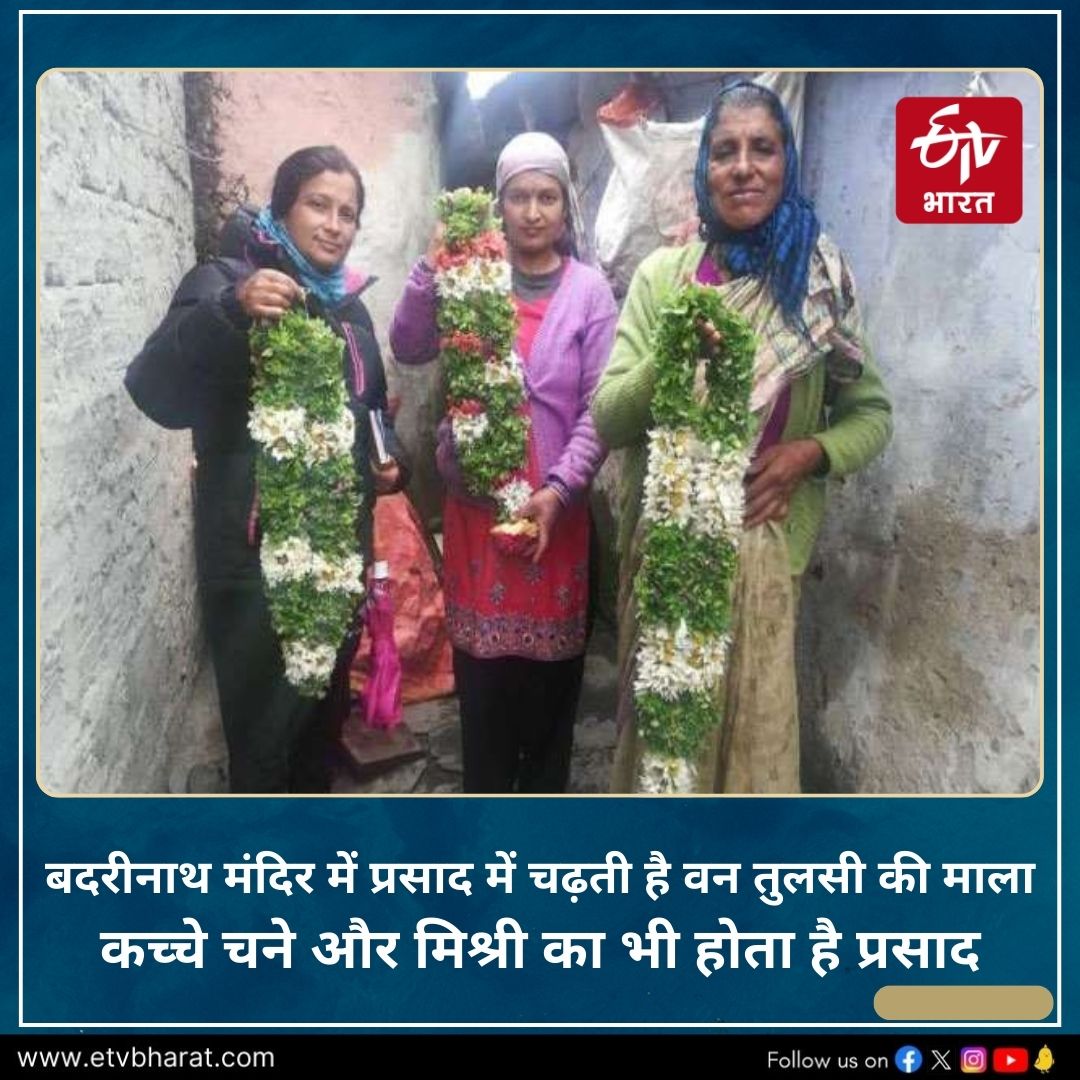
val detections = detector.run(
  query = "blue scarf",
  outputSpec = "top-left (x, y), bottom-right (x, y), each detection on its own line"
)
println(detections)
top-left (693, 82), bottom-right (820, 332)
top-left (254, 206), bottom-right (348, 307)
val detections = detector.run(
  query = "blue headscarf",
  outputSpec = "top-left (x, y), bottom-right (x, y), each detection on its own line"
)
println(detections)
top-left (693, 81), bottom-right (820, 331)
top-left (253, 206), bottom-right (348, 307)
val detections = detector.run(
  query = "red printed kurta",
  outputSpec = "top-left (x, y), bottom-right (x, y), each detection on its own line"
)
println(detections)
top-left (442, 292), bottom-right (590, 661)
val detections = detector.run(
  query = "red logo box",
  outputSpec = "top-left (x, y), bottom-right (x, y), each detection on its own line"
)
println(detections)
top-left (896, 96), bottom-right (1022, 223)
top-left (992, 1047), bottom-right (1030, 1073)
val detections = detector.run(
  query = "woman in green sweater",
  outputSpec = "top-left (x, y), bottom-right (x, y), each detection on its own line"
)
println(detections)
top-left (591, 82), bottom-right (892, 794)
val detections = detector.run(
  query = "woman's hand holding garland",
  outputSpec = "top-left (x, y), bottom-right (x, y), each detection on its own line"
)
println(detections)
top-left (517, 485), bottom-right (563, 564)
top-left (237, 269), bottom-right (305, 320)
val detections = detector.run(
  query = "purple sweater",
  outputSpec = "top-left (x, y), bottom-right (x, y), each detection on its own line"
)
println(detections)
top-left (390, 257), bottom-right (617, 503)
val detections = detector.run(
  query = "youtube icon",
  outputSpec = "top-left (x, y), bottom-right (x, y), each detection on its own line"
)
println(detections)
top-left (992, 1048), bottom-right (1029, 1073)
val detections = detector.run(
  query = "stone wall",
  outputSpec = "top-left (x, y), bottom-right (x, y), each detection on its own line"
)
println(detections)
top-left (38, 71), bottom-right (222, 794)
top-left (797, 71), bottom-right (1041, 793)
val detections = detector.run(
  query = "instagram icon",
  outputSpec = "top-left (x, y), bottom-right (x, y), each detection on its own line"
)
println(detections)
top-left (960, 1047), bottom-right (987, 1074)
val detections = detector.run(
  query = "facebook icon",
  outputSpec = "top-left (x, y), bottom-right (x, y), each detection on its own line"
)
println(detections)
top-left (895, 1046), bottom-right (924, 1073)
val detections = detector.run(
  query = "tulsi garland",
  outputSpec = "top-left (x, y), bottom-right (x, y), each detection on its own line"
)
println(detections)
top-left (433, 188), bottom-right (530, 521)
top-left (248, 308), bottom-right (365, 697)
top-left (634, 283), bottom-right (756, 793)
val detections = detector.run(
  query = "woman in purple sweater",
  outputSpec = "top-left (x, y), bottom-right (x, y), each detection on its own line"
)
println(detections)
top-left (391, 132), bottom-right (617, 793)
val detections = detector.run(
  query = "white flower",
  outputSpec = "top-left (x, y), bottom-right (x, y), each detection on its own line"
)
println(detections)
top-left (337, 553), bottom-right (366, 593)
top-left (260, 534), bottom-right (315, 586)
top-left (282, 640), bottom-right (338, 689)
top-left (483, 354), bottom-right (526, 392)
top-left (634, 622), bottom-right (731, 700)
top-left (494, 477), bottom-right (533, 520)
top-left (304, 409), bottom-right (355, 465)
top-left (262, 536), bottom-right (365, 598)
top-left (311, 552), bottom-right (366, 595)
top-left (637, 751), bottom-right (698, 794)
top-left (691, 447), bottom-right (748, 541)
top-left (642, 428), bottom-right (695, 528)
top-left (642, 428), bottom-right (747, 541)
top-left (249, 405), bottom-right (357, 467)
top-left (435, 258), bottom-right (512, 301)
top-left (248, 405), bottom-right (307, 461)
top-left (475, 258), bottom-right (512, 293)
top-left (452, 411), bottom-right (490, 446)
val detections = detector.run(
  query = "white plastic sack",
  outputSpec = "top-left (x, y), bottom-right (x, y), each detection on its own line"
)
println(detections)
top-left (594, 72), bottom-right (806, 296)
top-left (595, 117), bottom-right (704, 296)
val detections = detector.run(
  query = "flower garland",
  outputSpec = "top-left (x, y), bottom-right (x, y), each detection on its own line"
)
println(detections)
top-left (249, 308), bottom-right (365, 697)
top-left (433, 188), bottom-right (530, 522)
top-left (634, 283), bottom-right (756, 793)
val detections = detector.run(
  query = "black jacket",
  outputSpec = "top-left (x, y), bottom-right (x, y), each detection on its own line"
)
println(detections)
top-left (125, 207), bottom-right (407, 586)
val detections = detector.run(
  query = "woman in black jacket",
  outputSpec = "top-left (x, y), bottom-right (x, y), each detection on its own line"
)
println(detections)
top-left (126, 145), bottom-right (406, 793)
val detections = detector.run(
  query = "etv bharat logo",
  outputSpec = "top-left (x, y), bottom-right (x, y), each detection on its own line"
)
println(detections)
top-left (895, 97), bottom-right (1022, 223)
top-left (913, 103), bottom-right (1005, 186)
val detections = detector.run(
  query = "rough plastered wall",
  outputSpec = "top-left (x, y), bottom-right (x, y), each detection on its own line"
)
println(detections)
top-left (798, 71), bottom-right (1041, 793)
top-left (39, 71), bottom-right (223, 794)
top-left (207, 71), bottom-right (443, 522)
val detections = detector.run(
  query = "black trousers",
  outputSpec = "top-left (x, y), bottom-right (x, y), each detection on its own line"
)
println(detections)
top-left (453, 648), bottom-right (585, 794)
top-left (201, 580), bottom-right (352, 793)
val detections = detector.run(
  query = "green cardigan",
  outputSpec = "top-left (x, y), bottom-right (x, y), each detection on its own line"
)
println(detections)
top-left (590, 241), bottom-right (893, 576)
